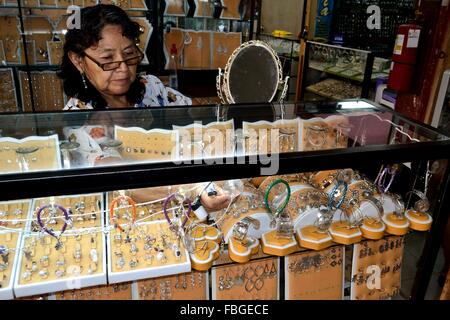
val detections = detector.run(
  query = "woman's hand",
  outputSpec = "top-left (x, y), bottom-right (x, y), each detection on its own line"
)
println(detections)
top-left (200, 192), bottom-right (231, 212)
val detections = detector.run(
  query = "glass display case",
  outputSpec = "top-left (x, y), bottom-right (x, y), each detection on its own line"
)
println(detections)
top-left (0, 99), bottom-right (449, 300)
top-left (0, 0), bottom-right (152, 113)
top-left (301, 41), bottom-right (392, 102)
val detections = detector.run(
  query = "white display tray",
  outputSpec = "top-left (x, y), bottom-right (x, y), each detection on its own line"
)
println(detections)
top-left (0, 199), bottom-right (32, 300)
top-left (13, 193), bottom-right (107, 298)
top-left (106, 193), bottom-right (190, 284)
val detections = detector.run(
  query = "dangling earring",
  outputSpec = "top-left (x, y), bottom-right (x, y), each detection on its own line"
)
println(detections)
top-left (81, 73), bottom-right (88, 90)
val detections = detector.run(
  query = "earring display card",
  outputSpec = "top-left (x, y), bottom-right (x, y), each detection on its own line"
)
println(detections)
top-left (53, 282), bottom-right (133, 300)
top-left (114, 126), bottom-right (179, 163)
top-left (285, 246), bottom-right (345, 300)
top-left (194, 0), bottom-right (214, 17)
top-left (172, 119), bottom-right (235, 159)
top-left (47, 41), bottom-right (63, 65)
top-left (350, 236), bottom-right (404, 300)
top-left (130, 17), bottom-right (153, 64)
top-left (136, 270), bottom-right (208, 300)
top-left (18, 40), bottom-right (36, 65)
top-left (19, 71), bottom-right (65, 111)
top-left (106, 194), bottom-right (191, 284)
top-left (211, 31), bottom-right (242, 69)
top-left (0, 68), bottom-right (19, 113)
top-left (0, 199), bottom-right (32, 230)
top-left (0, 134), bottom-right (62, 174)
top-left (299, 117), bottom-right (347, 151)
top-left (164, 0), bottom-right (186, 16)
top-left (212, 257), bottom-right (280, 300)
top-left (22, 16), bottom-right (53, 64)
top-left (0, 231), bottom-right (24, 300)
top-left (163, 27), bottom-right (185, 70)
top-left (220, 0), bottom-right (241, 20)
top-left (0, 16), bottom-right (21, 64)
top-left (181, 30), bottom-right (212, 70)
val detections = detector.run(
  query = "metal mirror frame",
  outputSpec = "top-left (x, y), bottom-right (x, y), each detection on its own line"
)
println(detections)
top-left (217, 40), bottom-right (289, 104)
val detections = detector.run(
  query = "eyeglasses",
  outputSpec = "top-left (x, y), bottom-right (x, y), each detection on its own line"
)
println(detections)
top-left (83, 47), bottom-right (144, 71)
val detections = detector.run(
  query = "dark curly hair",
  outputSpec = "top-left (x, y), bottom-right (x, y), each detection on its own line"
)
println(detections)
top-left (58, 4), bottom-right (145, 110)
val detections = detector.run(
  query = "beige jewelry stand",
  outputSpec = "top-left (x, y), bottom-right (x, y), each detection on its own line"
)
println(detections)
top-left (285, 246), bottom-right (345, 300)
top-left (190, 240), bottom-right (220, 271)
top-left (0, 199), bottom-right (31, 230)
top-left (211, 257), bottom-right (280, 300)
top-left (329, 221), bottom-right (362, 245)
top-left (47, 41), bottom-right (63, 65)
top-left (0, 16), bottom-right (21, 64)
top-left (382, 213), bottom-right (410, 236)
top-left (351, 236), bottom-right (404, 300)
top-left (54, 282), bottom-right (133, 300)
top-left (260, 230), bottom-right (299, 257)
top-left (211, 31), bottom-right (242, 69)
top-left (405, 209), bottom-right (432, 231)
top-left (0, 134), bottom-right (61, 174)
top-left (220, 0), bottom-right (241, 19)
top-left (228, 237), bottom-right (260, 263)
top-left (114, 125), bottom-right (178, 163)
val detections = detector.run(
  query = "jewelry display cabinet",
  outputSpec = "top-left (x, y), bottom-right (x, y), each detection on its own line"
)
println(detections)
top-left (300, 41), bottom-right (391, 102)
top-left (0, 99), bottom-right (450, 300)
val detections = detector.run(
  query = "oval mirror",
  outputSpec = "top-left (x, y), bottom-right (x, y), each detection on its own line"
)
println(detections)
top-left (217, 40), bottom-right (288, 104)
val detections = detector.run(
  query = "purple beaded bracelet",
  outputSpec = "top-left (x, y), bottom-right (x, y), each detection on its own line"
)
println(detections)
top-left (36, 204), bottom-right (69, 240)
top-left (163, 194), bottom-right (192, 228)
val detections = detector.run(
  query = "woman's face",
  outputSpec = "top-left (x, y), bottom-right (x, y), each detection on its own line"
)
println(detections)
top-left (73, 25), bottom-right (139, 97)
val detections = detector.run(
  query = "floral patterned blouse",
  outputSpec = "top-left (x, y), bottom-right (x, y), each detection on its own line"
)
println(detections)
top-left (63, 74), bottom-right (192, 110)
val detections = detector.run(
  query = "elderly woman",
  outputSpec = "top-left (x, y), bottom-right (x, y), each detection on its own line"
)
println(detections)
top-left (59, 4), bottom-right (190, 109)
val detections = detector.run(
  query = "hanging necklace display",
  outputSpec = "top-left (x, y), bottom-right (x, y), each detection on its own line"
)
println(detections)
top-left (328, 174), bottom-right (363, 245)
top-left (163, 193), bottom-right (191, 235)
top-left (36, 199), bottom-right (70, 250)
top-left (261, 179), bottom-right (299, 256)
top-left (109, 192), bottom-right (137, 239)
top-left (404, 189), bottom-right (432, 231)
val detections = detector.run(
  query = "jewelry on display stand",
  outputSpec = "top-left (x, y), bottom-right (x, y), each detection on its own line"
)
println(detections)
top-left (261, 179), bottom-right (299, 257)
